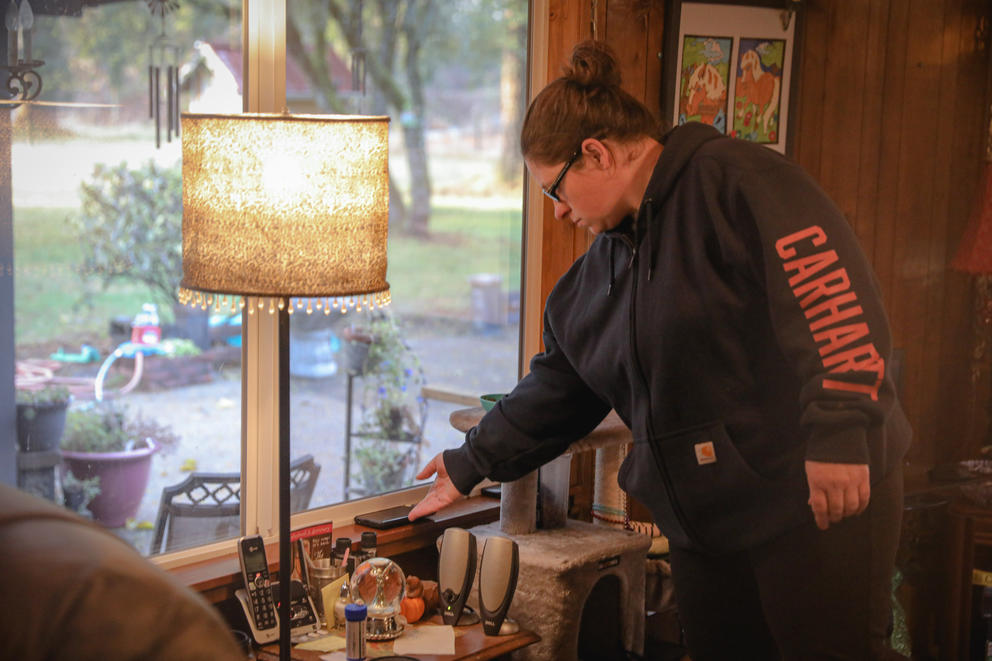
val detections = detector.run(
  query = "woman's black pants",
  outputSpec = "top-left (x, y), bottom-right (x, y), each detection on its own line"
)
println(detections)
top-left (668, 467), bottom-right (904, 660)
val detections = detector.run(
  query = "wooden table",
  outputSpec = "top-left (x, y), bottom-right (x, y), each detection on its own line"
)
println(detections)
top-left (257, 621), bottom-right (540, 660)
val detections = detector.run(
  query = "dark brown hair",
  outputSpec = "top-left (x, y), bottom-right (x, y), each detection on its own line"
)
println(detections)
top-left (520, 40), bottom-right (660, 166)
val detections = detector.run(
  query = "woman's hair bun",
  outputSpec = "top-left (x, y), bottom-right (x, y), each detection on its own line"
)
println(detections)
top-left (564, 40), bottom-right (621, 89)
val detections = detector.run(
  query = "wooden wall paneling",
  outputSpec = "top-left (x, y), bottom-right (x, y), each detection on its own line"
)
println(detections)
top-left (929, 0), bottom-right (970, 464)
top-left (605, 0), bottom-right (650, 100)
top-left (869, 0), bottom-right (909, 312)
top-left (816, 0), bottom-right (871, 252)
top-left (853, 0), bottom-right (891, 266)
top-left (891, 0), bottom-right (947, 463)
top-left (792, 0), bottom-right (829, 179)
top-left (643, 2), bottom-right (665, 122)
top-left (937, 0), bottom-right (991, 462)
top-left (547, 0), bottom-right (592, 83)
top-left (867, 1), bottom-right (909, 435)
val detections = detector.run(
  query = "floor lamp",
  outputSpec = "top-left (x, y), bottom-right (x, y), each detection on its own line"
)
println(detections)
top-left (178, 112), bottom-right (391, 661)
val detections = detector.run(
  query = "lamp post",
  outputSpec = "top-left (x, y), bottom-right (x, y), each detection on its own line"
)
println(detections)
top-left (179, 112), bottom-right (390, 661)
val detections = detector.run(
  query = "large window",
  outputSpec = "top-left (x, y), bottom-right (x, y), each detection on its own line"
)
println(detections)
top-left (8, 0), bottom-right (241, 557)
top-left (6, 0), bottom-right (532, 561)
top-left (283, 1), bottom-right (527, 508)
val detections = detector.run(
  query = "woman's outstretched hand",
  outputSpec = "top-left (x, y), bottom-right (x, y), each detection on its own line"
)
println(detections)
top-left (408, 452), bottom-right (465, 521)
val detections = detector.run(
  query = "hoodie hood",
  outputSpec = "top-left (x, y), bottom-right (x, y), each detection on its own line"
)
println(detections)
top-left (648, 122), bottom-right (726, 210)
top-left (602, 122), bottom-right (725, 293)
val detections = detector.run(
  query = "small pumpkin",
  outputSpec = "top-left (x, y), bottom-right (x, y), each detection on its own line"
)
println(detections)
top-left (401, 595), bottom-right (425, 623)
top-left (401, 575), bottom-right (426, 623)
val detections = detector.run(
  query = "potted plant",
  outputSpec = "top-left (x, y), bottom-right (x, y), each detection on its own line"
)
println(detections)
top-left (352, 314), bottom-right (428, 494)
top-left (352, 440), bottom-right (419, 495)
top-left (61, 469), bottom-right (101, 515)
top-left (60, 403), bottom-right (179, 527)
top-left (15, 385), bottom-right (72, 452)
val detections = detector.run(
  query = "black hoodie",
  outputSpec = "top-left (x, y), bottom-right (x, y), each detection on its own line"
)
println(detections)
top-left (444, 122), bottom-right (912, 554)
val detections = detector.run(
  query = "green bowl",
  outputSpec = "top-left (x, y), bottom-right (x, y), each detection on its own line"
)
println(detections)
top-left (480, 393), bottom-right (506, 411)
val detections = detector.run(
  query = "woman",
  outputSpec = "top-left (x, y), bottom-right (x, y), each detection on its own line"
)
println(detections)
top-left (410, 40), bottom-right (911, 660)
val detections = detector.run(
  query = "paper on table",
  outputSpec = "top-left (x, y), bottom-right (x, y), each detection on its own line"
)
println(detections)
top-left (296, 634), bottom-right (346, 652)
top-left (318, 652), bottom-right (347, 661)
top-left (321, 574), bottom-right (348, 627)
top-left (392, 624), bottom-right (456, 655)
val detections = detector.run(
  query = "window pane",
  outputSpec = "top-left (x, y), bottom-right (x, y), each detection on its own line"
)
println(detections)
top-left (10, 0), bottom-right (241, 556)
top-left (285, 0), bottom-right (527, 506)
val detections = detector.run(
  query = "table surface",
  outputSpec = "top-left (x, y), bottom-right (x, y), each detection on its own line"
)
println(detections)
top-left (257, 621), bottom-right (540, 661)
top-left (450, 407), bottom-right (631, 454)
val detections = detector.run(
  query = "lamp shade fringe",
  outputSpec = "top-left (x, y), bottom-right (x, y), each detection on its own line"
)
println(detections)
top-left (177, 287), bottom-right (391, 315)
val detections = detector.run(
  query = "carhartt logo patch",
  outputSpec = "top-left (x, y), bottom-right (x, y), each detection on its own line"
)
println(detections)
top-left (694, 441), bottom-right (716, 465)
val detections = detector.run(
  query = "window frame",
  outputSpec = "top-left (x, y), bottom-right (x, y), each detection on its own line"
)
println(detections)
top-left (150, 0), bottom-right (549, 570)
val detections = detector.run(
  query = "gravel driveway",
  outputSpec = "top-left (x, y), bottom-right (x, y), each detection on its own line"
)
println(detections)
top-left (109, 319), bottom-right (518, 555)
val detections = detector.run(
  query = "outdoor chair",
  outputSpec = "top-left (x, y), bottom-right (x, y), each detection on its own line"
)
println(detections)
top-left (150, 454), bottom-right (320, 555)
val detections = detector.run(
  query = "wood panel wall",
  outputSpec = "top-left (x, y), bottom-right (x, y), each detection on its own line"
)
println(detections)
top-left (540, 0), bottom-right (992, 504)
top-left (793, 0), bottom-right (990, 470)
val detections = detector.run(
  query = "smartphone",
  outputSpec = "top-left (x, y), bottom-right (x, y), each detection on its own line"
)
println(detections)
top-left (236, 535), bottom-right (279, 644)
top-left (353, 504), bottom-right (419, 529)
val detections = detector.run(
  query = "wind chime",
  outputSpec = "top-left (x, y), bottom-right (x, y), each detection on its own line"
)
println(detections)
top-left (147, 0), bottom-right (179, 148)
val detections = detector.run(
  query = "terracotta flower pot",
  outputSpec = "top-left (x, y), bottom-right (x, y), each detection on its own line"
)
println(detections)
top-left (61, 439), bottom-right (158, 527)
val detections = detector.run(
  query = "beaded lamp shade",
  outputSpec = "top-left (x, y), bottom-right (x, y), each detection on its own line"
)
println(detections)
top-left (178, 112), bottom-right (390, 314)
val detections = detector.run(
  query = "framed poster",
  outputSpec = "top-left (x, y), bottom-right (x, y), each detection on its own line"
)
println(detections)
top-left (661, 0), bottom-right (803, 155)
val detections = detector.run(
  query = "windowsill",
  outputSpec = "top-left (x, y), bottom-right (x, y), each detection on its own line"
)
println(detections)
top-left (171, 495), bottom-right (500, 604)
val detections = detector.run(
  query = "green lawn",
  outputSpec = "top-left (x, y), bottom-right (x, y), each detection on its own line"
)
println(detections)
top-left (388, 206), bottom-right (522, 316)
top-left (14, 207), bottom-right (157, 352)
top-left (14, 204), bottom-right (522, 350)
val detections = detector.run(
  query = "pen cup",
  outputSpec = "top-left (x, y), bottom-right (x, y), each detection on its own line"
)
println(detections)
top-left (308, 557), bottom-right (345, 626)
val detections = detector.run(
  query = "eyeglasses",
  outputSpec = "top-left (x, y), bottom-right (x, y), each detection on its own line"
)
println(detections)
top-left (541, 150), bottom-right (581, 204)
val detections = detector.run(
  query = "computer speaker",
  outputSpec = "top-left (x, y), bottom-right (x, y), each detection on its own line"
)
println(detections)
top-left (478, 535), bottom-right (519, 635)
top-left (438, 527), bottom-right (477, 625)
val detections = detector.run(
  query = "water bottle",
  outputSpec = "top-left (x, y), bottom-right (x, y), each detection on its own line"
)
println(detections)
top-left (131, 303), bottom-right (161, 345)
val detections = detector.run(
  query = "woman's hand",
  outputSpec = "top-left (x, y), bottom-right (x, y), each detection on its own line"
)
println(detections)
top-left (408, 452), bottom-right (465, 521)
top-left (805, 460), bottom-right (870, 530)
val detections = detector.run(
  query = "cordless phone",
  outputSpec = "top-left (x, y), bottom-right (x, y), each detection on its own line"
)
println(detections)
top-left (235, 535), bottom-right (279, 644)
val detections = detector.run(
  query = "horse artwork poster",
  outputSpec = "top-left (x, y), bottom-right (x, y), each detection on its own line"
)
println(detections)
top-left (663, 1), bottom-right (799, 155)
top-left (732, 39), bottom-right (784, 144)
top-left (677, 35), bottom-right (732, 134)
